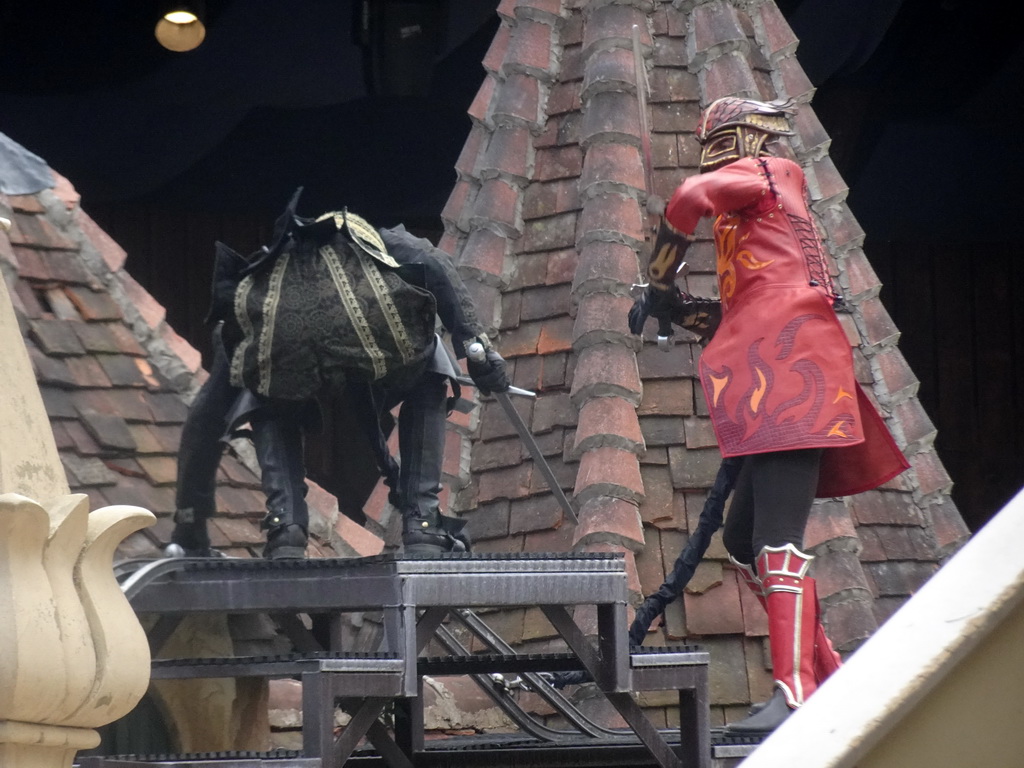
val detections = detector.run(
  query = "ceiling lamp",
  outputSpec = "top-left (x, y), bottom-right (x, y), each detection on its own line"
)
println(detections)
top-left (155, 2), bottom-right (207, 52)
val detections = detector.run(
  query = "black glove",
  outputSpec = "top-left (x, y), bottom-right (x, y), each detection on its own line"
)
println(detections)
top-left (628, 285), bottom-right (678, 335)
top-left (467, 348), bottom-right (510, 395)
top-left (675, 294), bottom-right (722, 341)
top-left (627, 290), bottom-right (651, 336)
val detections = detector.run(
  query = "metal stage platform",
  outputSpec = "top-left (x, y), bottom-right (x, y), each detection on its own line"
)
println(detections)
top-left (88, 553), bottom-right (761, 768)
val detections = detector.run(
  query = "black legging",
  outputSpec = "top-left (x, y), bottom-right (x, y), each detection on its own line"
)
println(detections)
top-left (722, 448), bottom-right (823, 565)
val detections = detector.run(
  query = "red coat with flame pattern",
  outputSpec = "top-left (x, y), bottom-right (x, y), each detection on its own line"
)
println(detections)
top-left (665, 156), bottom-right (908, 497)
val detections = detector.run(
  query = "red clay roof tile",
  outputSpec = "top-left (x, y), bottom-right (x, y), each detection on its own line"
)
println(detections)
top-left (571, 240), bottom-right (640, 294)
top-left (804, 499), bottom-right (858, 550)
top-left (636, 464), bottom-right (674, 525)
top-left (471, 178), bottom-right (522, 235)
top-left (649, 67), bottom-right (700, 104)
top-left (667, 446), bottom-right (723, 490)
top-left (462, 499), bottom-right (512, 542)
top-left (522, 178), bottom-right (580, 220)
top-left (863, 560), bottom-right (937, 599)
top-left (807, 155), bottom-right (848, 206)
top-left (580, 91), bottom-right (643, 147)
top-left (29, 345), bottom-right (77, 388)
top-left (852, 490), bottom-right (925, 526)
top-left (581, 142), bottom-right (645, 196)
top-left (578, 193), bottom-right (644, 248)
top-left (640, 414), bottom-right (688, 449)
top-left (97, 354), bottom-right (149, 387)
top-left (442, 178), bottom-right (478, 233)
top-left (813, 549), bottom-right (874, 602)
top-left (515, 0), bottom-right (563, 19)
top-left (65, 356), bottom-right (114, 388)
top-left (570, 342), bottom-right (641, 404)
top-left (534, 144), bottom-right (584, 182)
top-left (753, 2), bottom-right (798, 59)
top-left (635, 527), bottom-right (670, 591)
top-left (822, 596), bottom-right (877, 652)
top-left (535, 313), bottom-right (574, 355)
top-left (582, 4), bottom-right (648, 54)
top-left (520, 284), bottom-right (569, 323)
top-left (736, 573), bottom-right (769, 636)
top-left (857, 526), bottom-right (887, 562)
top-left (546, 80), bottom-right (582, 117)
top-left (891, 397), bottom-right (937, 453)
top-left (636, 342), bottom-right (697, 379)
top-left (30, 318), bottom-right (87, 355)
top-left (477, 462), bottom-right (535, 504)
top-left (471, 436), bottom-right (524, 472)
top-left (911, 449), bottom-right (954, 498)
top-left (774, 54), bottom-right (815, 102)
top-left (790, 104), bottom-right (831, 156)
top-left (704, 52), bottom-right (761, 101)
top-left (506, 17), bottom-right (555, 76)
top-left (841, 247), bottom-right (883, 302)
top-left (574, 445), bottom-right (644, 505)
top-left (509, 494), bottom-right (564, 534)
top-left (682, 415), bottom-right (718, 449)
top-left (637, 378), bottom-right (696, 417)
top-left (573, 494), bottom-right (644, 549)
top-left (64, 285), bottom-right (123, 321)
top-left (928, 497), bottom-right (971, 558)
top-left (77, 409), bottom-right (136, 452)
top-left (480, 125), bottom-right (533, 184)
top-left (565, 30), bottom-right (590, 74)
top-left (857, 294), bottom-right (902, 348)
top-left (461, 227), bottom-right (508, 280)
top-left (530, 390), bottom-right (575, 433)
top-left (581, 47), bottom-right (636, 98)
top-left (574, 395), bottom-right (643, 455)
top-left (468, 73), bottom-right (497, 124)
top-left (572, 291), bottom-right (633, 344)
top-left (483, 22), bottom-right (511, 74)
top-left (684, 577), bottom-right (745, 636)
top-left (492, 72), bottom-right (542, 127)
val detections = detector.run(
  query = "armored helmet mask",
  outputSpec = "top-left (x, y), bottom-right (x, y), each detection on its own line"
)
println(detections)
top-left (695, 97), bottom-right (795, 173)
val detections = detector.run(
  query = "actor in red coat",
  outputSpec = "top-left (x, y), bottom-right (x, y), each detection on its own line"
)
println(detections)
top-left (636, 98), bottom-right (908, 732)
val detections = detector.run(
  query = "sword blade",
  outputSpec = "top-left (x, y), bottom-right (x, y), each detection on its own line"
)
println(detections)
top-left (492, 390), bottom-right (579, 525)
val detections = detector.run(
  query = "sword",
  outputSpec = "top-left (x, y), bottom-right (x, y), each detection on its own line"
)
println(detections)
top-left (465, 344), bottom-right (579, 524)
top-left (632, 24), bottom-right (678, 351)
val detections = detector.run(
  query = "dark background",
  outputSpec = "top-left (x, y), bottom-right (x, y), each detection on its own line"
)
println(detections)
top-left (1, 0), bottom-right (1020, 530)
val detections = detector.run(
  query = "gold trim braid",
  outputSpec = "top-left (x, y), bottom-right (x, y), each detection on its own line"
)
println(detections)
top-left (320, 244), bottom-right (388, 379)
top-left (230, 273), bottom-right (257, 389)
top-left (357, 248), bottom-right (416, 363)
top-left (254, 252), bottom-right (290, 396)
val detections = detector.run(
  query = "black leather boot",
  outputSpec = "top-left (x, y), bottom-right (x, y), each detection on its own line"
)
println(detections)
top-left (261, 510), bottom-right (309, 560)
top-left (394, 372), bottom-right (472, 555)
top-left (252, 409), bottom-right (310, 560)
top-left (165, 507), bottom-right (224, 558)
top-left (402, 510), bottom-right (470, 556)
top-left (724, 688), bottom-right (793, 734)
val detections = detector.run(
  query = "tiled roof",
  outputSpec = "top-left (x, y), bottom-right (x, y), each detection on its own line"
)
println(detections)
top-left (0, 170), bottom-right (362, 561)
top-left (437, 0), bottom-right (971, 720)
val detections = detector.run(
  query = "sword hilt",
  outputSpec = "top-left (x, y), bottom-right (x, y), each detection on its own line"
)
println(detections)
top-left (467, 341), bottom-right (486, 363)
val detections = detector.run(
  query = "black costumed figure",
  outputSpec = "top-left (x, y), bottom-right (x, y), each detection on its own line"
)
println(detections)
top-left (167, 190), bottom-right (509, 560)
top-left (629, 98), bottom-right (909, 732)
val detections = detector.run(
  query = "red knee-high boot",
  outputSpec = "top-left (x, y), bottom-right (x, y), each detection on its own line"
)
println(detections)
top-left (730, 554), bottom-right (842, 686)
top-left (726, 544), bottom-right (822, 733)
